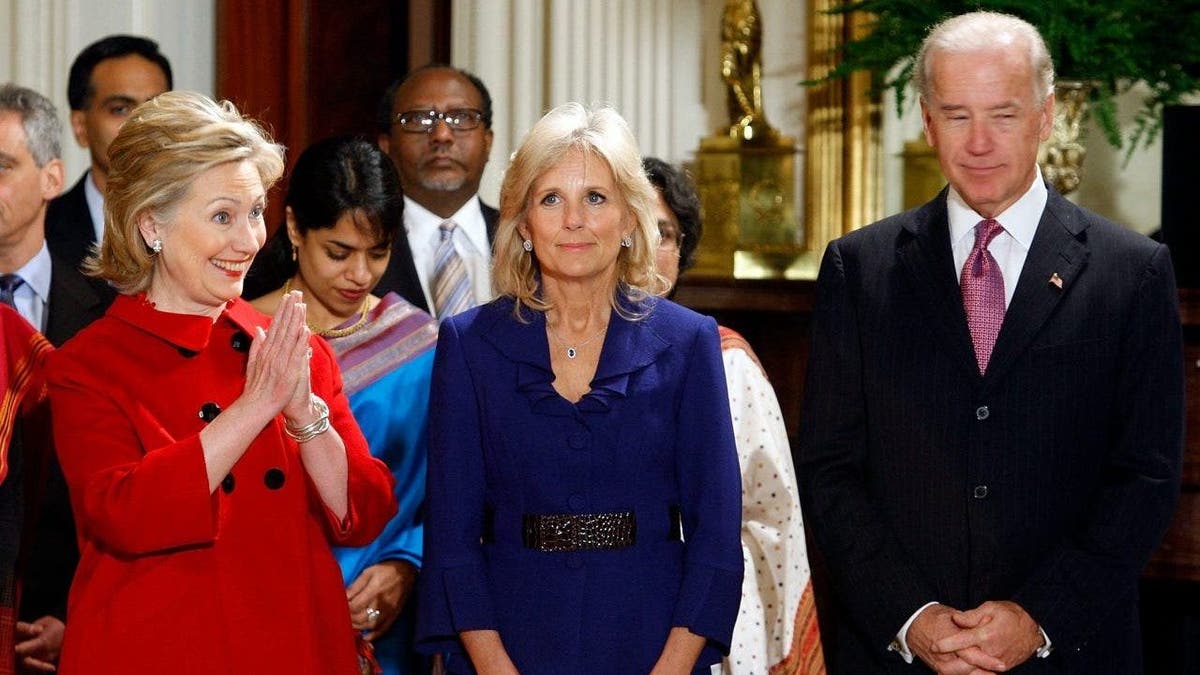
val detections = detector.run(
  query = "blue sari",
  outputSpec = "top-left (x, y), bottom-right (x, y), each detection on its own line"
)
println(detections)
top-left (327, 293), bottom-right (437, 675)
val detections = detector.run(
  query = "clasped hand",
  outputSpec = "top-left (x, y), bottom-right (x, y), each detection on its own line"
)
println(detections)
top-left (347, 560), bottom-right (418, 641)
top-left (245, 290), bottom-right (315, 424)
top-left (909, 601), bottom-right (1043, 674)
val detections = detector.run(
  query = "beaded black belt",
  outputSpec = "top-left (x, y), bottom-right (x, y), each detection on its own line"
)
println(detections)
top-left (522, 512), bottom-right (637, 552)
top-left (512, 507), bottom-right (684, 552)
top-left (482, 507), bottom-right (682, 551)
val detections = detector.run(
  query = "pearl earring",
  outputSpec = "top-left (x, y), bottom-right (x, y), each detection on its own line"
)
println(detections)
top-left (523, 239), bottom-right (533, 252)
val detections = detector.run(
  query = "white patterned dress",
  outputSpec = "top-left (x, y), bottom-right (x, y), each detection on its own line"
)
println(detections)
top-left (719, 328), bottom-right (824, 675)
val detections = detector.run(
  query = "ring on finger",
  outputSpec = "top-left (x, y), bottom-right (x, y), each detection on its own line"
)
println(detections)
top-left (365, 607), bottom-right (381, 624)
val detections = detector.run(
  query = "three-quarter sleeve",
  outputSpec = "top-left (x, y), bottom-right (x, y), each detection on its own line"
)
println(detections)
top-left (670, 316), bottom-right (744, 651)
top-left (48, 356), bottom-right (218, 556)
top-left (416, 317), bottom-right (496, 650)
top-left (307, 335), bottom-right (397, 545)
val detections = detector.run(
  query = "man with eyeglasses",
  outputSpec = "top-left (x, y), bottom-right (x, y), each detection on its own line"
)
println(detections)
top-left (374, 65), bottom-right (496, 319)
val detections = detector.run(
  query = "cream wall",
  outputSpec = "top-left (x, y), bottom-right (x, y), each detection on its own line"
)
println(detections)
top-left (451, 0), bottom-right (807, 211)
top-left (0, 0), bottom-right (214, 185)
top-left (2, 1), bottom-right (1167, 234)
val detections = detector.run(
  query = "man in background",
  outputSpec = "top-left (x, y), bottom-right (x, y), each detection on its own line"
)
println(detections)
top-left (0, 83), bottom-right (113, 672)
top-left (373, 65), bottom-right (496, 319)
top-left (45, 34), bottom-right (172, 270)
top-left (799, 11), bottom-right (1183, 674)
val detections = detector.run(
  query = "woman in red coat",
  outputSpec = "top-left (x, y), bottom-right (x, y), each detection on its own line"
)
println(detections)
top-left (44, 91), bottom-right (397, 674)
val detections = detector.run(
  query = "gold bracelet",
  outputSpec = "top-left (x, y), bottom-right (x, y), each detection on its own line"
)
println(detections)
top-left (285, 394), bottom-right (331, 443)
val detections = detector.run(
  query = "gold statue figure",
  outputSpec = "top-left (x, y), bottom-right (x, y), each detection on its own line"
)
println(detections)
top-left (695, 0), bottom-right (800, 279)
top-left (721, 0), bottom-right (777, 143)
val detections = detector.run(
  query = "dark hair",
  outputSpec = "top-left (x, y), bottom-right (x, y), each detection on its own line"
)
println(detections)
top-left (376, 64), bottom-right (493, 133)
top-left (245, 136), bottom-right (404, 298)
top-left (642, 157), bottom-right (702, 276)
top-left (67, 35), bottom-right (174, 111)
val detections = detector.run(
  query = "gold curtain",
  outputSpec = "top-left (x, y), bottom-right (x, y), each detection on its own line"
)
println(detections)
top-left (804, 2), bottom-right (883, 255)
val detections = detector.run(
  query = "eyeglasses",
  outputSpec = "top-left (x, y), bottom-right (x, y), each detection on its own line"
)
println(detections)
top-left (658, 224), bottom-right (684, 251)
top-left (392, 108), bottom-right (484, 133)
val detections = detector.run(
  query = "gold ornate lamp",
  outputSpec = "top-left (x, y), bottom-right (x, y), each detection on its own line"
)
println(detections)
top-left (1038, 80), bottom-right (1094, 195)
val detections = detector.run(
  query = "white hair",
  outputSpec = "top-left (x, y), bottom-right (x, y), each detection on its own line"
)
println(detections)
top-left (913, 11), bottom-right (1055, 105)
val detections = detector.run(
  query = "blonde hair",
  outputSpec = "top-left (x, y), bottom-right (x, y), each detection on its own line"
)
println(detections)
top-left (493, 102), bottom-right (666, 319)
top-left (913, 11), bottom-right (1055, 106)
top-left (88, 91), bottom-right (285, 294)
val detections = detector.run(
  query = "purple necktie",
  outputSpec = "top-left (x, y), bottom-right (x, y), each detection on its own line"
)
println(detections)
top-left (961, 219), bottom-right (1006, 374)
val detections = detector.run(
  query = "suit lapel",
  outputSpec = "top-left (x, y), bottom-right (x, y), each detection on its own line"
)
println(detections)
top-left (896, 192), bottom-right (980, 377)
top-left (378, 196), bottom-right (497, 313)
top-left (45, 175), bottom-right (98, 267)
top-left (985, 189), bottom-right (1089, 380)
top-left (45, 256), bottom-right (113, 347)
top-left (378, 225), bottom-right (429, 312)
top-left (480, 199), bottom-right (499, 243)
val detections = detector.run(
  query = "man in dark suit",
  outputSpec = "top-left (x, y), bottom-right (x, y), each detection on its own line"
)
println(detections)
top-left (44, 35), bottom-right (172, 270)
top-left (373, 65), bottom-right (498, 319)
top-left (0, 84), bottom-right (114, 672)
top-left (798, 11), bottom-right (1183, 674)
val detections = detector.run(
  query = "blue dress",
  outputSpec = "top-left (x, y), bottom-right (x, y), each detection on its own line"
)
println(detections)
top-left (328, 293), bottom-right (437, 675)
top-left (417, 296), bottom-right (743, 674)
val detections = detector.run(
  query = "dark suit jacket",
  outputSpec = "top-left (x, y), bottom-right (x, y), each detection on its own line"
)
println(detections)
top-left (18, 253), bottom-right (114, 622)
top-left (374, 198), bottom-right (499, 311)
top-left (798, 187), bottom-right (1184, 674)
top-left (45, 174), bottom-right (99, 273)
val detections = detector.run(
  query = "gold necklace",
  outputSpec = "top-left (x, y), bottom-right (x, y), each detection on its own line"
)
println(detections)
top-left (282, 278), bottom-right (371, 338)
top-left (546, 320), bottom-right (608, 359)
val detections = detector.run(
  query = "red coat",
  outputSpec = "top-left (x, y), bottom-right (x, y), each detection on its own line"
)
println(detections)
top-left (46, 294), bottom-right (397, 675)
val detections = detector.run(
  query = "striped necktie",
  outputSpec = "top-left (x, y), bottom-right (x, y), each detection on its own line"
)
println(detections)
top-left (0, 275), bottom-right (23, 310)
top-left (432, 220), bottom-right (472, 319)
top-left (961, 218), bottom-right (1006, 374)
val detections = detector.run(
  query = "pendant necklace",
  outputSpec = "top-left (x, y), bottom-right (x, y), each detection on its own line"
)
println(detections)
top-left (282, 278), bottom-right (371, 338)
top-left (546, 320), bottom-right (608, 359)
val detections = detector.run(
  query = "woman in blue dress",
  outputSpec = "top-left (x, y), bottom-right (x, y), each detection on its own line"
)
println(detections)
top-left (416, 103), bottom-right (743, 674)
top-left (250, 137), bottom-right (436, 675)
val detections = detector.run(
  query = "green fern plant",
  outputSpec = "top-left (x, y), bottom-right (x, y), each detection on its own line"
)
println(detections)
top-left (811, 0), bottom-right (1200, 159)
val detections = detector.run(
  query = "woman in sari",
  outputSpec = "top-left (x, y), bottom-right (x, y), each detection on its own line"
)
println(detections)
top-left (250, 136), bottom-right (436, 675)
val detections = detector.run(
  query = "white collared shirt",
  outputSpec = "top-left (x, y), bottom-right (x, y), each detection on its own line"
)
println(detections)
top-left (84, 170), bottom-right (105, 244)
top-left (9, 242), bottom-right (53, 332)
top-left (404, 195), bottom-right (492, 317)
top-left (948, 168), bottom-right (1049, 306)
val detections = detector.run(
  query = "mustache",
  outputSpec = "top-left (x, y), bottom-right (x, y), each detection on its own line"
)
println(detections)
top-left (419, 152), bottom-right (465, 168)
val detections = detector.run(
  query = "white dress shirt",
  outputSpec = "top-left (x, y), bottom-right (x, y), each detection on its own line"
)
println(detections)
top-left (949, 168), bottom-right (1049, 306)
top-left (84, 170), bottom-right (105, 245)
top-left (403, 195), bottom-right (492, 316)
top-left (9, 242), bottom-right (53, 332)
